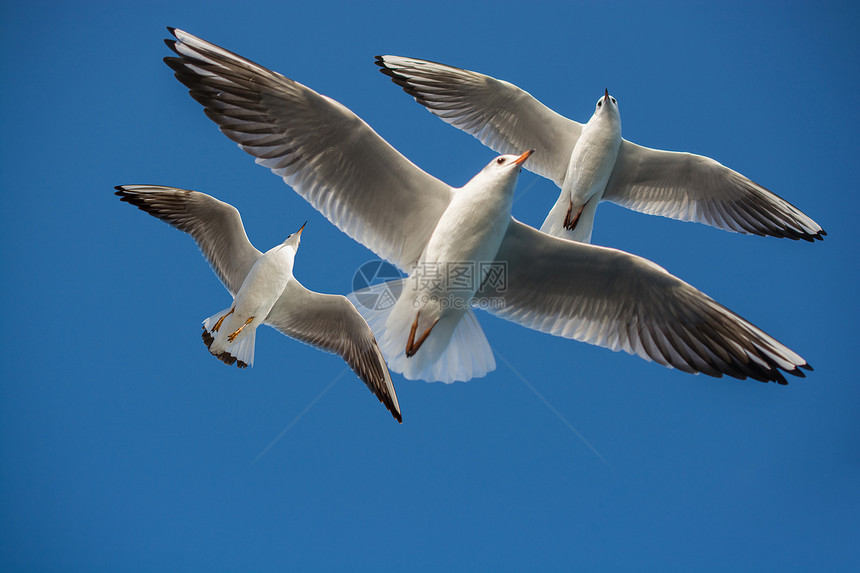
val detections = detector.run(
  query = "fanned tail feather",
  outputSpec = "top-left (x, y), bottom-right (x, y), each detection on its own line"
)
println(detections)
top-left (348, 280), bottom-right (495, 383)
top-left (202, 308), bottom-right (256, 369)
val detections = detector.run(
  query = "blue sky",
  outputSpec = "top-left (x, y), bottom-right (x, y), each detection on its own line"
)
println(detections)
top-left (2, 1), bottom-right (858, 571)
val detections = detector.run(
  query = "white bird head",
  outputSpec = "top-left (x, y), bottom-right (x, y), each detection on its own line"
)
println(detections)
top-left (468, 150), bottom-right (534, 196)
top-left (593, 88), bottom-right (619, 115)
top-left (480, 149), bottom-right (534, 177)
top-left (282, 221), bottom-right (306, 249)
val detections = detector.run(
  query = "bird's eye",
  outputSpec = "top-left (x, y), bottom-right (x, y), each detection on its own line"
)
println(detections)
top-left (496, 157), bottom-right (506, 164)
top-left (611, 97), bottom-right (616, 104)
top-left (597, 101), bottom-right (602, 107)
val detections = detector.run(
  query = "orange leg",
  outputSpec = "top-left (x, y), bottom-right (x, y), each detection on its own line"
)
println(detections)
top-left (563, 201), bottom-right (586, 231)
top-left (405, 311), bottom-right (440, 358)
top-left (212, 307), bottom-right (234, 332)
top-left (227, 316), bottom-right (254, 343)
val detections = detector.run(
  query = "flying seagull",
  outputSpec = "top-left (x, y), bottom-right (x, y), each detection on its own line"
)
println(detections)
top-left (162, 28), bottom-right (811, 384)
top-left (115, 184), bottom-right (401, 423)
top-left (375, 55), bottom-right (826, 244)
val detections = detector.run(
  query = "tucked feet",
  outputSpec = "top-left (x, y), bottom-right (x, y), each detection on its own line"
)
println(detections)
top-left (228, 316), bottom-right (254, 343)
top-left (405, 310), bottom-right (440, 358)
top-left (563, 201), bottom-right (586, 231)
top-left (212, 307), bottom-right (234, 332)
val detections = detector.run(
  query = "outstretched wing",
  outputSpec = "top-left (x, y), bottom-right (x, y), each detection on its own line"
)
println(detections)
top-left (603, 141), bottom-right (825, 241)
top-left (266, 280), bottom-right (401, 422)
top-left (376, 55), bottom-right (581, 186)
top-left (475, 219), bottom-right (811, 383)
top-left (115, 185), bottom-right (260, 295)
top-left (164, 29), bottom-right (453, 271)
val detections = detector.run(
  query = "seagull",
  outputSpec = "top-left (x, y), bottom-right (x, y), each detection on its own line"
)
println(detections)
top-left (162, 28), bottom-right (811, 384)
top-left (375, 56), bottom-right (826, 244)
top-left (115, 184), bottom-right (402, 423)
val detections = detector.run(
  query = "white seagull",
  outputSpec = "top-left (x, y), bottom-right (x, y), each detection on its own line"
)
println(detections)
top-left (375, 56), bottom-right (826, 244)
top-left (162, 28), bottom-right (811, 384)
top-left (115, 184), bottom-right (401, 423)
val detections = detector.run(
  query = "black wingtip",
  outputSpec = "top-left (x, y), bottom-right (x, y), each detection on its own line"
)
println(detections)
top-left (375, 57), bottom-right (403, 81)
top-left (166, 26), bottom-right (177, 36)
top-left (771, 370), bottom-right (788, 385)
top-left (114, 185), bottom-right (134, 202)
top-left (801, 229), bottom-right (826, 242)
top-left (380, 389), bottom-right (402, 424)
top-left (163, 55), bottom-right (184, 72)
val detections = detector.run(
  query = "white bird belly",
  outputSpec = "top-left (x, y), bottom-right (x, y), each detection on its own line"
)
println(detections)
top-left (419, 188), bottom-right (512, 312)
top-left (384, 183), bottom-right (512, 354)
top-left (212, 249), bottom-right (294, 351)
top-left (565, 122), bottom-right (622, 206)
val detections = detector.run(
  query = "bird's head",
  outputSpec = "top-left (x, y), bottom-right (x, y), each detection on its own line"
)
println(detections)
top-left (457, 149), bottom-right (534, 203)
top-left (479, 149), bottom-right (534, 180)
top-left (594, 88), bottom-right (619, 116)
top-left (469, 149), bottom-right (534, 198)
top-left (282, 221), bottom-right (306, 249)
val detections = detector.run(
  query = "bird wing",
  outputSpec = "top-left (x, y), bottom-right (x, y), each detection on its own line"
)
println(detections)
top-left (115, 185), bottom-right (261, 295)
top-left (164, 29), bottom-right (453, 271)
top-left (266, 280), bottom-right (402, 423)
top-left (474, 218), bottom-right (810, 383)
top-left (602, 140), bottom-right (825, 241)
top-left (375, 55), bottom-right (581, 187)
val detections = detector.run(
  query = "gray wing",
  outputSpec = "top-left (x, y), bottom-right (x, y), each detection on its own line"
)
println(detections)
top-left (603, 140), bottom-right (825, 241)
top-left (376, 55), bottom-right (581, 186)
top-left (164, 29), bottom-right (453, 271)
top-left (266, 280), bottom-right (401, 423)
top-left (115, 185), bottom-right (260, 295)
top-left (474, 219), bottom-right (811, 383)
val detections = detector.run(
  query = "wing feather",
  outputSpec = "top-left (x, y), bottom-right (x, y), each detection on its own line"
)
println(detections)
top-left (603, 141), bottom-right (825, 241)
top-left (165, 29), bottom-right (453, 271)
top-left (266, 281), bottom-right (401, 422)
top-left (475, 219), bottom-right (810, 383)
top-left (114, 185), bottom-right (260, 295)
top-left (375, 55), bottom-right (581, 186)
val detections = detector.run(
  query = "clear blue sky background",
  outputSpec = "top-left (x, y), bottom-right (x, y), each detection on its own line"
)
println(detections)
top-left (2, 1), bottom-right (858, 571)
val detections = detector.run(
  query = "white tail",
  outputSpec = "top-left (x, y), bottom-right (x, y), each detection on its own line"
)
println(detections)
top-left (349, 280), bottom-right (495, 383)
top-left (202, 307), bottom-right (257, 369)
top-left (541, 194), bottom-right (597, 244)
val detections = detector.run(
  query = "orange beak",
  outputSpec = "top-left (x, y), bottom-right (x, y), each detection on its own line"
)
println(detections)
top-left (512, 149), bottom-right (534, 166)
top-left (604, 88), bottom-right (609, 103)
top-left (297, 221), bottom-right (307, 236)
